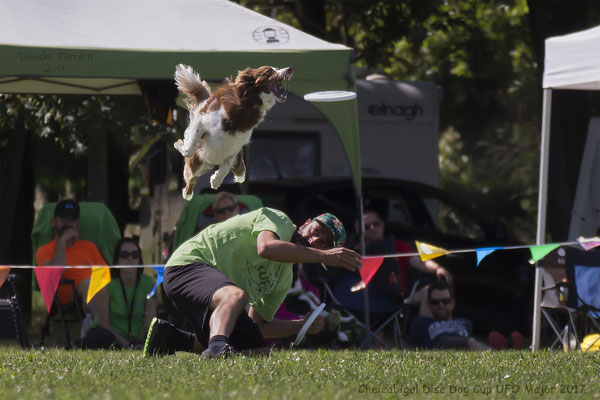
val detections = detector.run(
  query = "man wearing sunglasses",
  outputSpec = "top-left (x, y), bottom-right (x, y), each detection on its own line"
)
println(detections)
top-left (144, 207), bottom-right (362, 358)
top-left (408, 280), bottom-right (489, 350)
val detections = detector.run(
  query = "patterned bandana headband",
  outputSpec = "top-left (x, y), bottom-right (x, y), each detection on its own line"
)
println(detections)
top-left (313, 213), bottom-right (346, 248)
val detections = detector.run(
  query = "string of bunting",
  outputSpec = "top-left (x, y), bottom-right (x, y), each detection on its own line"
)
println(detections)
top-left (1, 237), bottom-right (598, 313)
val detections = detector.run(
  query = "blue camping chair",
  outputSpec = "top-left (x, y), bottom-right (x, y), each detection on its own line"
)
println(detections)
top-left (31, 202), bottom-right (121, 348)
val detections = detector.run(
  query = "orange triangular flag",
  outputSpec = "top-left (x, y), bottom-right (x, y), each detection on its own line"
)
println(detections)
top-left (87, 267), bottom-right (111, 303)
top-left (350, 257), bottom-right (384, 291)
top-left (35, 267), bottom-right (64, 313)
top-left (415, 241), bottom-right (449, 261)
top-left (0, 267), bottom-right (10, 289)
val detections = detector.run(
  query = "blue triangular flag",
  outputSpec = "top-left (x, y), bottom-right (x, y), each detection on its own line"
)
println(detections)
top-left (146, 266), bottom-right (165, 299)
top-left (475, 247), bottom-right (502, 266)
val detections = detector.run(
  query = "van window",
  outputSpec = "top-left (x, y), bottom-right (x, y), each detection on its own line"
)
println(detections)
top-left (249, 131), bottom-right (320, 180)
top-left (422, 196), bottom-right (486, 241)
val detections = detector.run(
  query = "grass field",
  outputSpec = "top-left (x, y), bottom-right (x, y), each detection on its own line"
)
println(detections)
top-left (1, 347), bottom-right (599, 399)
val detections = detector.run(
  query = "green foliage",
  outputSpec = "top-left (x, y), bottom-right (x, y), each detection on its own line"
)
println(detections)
top-left (1, 348), bottom-right (599, 399)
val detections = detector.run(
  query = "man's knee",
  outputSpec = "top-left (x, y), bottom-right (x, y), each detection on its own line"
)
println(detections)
top-left (211, 285), bottom-right (248, 309)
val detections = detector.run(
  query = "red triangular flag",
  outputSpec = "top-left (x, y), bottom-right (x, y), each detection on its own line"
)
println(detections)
top-left (352, 257), bottom-right (384, 291)
top-left (0, 267), bottom-right (10, 289)
top-left (35, 267), bottom-right (64, 313)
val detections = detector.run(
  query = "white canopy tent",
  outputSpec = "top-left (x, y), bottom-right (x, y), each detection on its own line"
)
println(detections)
top-left (532, 24), bottom-right (600, 350)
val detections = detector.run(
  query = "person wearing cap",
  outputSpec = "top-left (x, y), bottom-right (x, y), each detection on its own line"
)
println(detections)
top-left (36, 199), bottom-right (107, 307)
top-left (144, 207), bottom-right (360, 358)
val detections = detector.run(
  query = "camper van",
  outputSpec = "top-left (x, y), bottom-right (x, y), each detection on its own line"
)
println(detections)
top-left (242, 77), bottom-right (442, 187)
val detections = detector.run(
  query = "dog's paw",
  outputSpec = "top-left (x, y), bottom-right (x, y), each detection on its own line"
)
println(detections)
top-left (210, 174), bottom-right (223, 190)
top-left (174, 139), bottom-right (185, 154)
top-left (182, 188), bottom-right (193, 201)
top-left (234, 174), bottom-right (245, 184)
top-left (174, 139), bottom-right (195, 158)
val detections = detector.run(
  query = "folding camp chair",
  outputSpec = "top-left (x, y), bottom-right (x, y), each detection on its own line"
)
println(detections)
top-left (31, 202), bottom-right (121, 348)
top-left (541, 246), bottom-right (600, 351)
top-left (318, 274), bottom-right (420, 349)
top-left (0, 273), bottom-right (31, 348)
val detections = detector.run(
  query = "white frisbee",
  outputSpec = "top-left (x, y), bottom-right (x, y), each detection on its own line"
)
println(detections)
top-left (294, 303), bottom-right (326, 346)
top-left (304, 91), bottom-right (356, 102)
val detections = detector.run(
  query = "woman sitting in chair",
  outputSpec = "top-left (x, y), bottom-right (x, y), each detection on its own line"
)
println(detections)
top-left (80, 238), bottom-right (156, 349)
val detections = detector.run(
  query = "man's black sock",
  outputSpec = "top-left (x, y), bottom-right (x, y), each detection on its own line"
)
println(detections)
top-left (207, 335), bottom-right (228, 355)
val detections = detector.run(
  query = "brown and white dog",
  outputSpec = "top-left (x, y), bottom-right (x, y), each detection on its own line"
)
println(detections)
top-left (173, 64), bottom-right (292, 199)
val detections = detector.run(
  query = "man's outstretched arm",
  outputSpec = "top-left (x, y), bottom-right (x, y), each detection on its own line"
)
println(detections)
top-left (256, 231), bottom-right (362, 271)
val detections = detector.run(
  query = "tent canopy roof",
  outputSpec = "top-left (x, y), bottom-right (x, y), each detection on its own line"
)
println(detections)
top-left (0, 0), bottom-right (347, 52)
top-left (543, 24), bottom-right (600, 90)
top-left (0, 0), bottom-right (353, 95)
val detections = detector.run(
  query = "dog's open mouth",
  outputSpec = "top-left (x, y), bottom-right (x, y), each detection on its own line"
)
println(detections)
top-left (272, 67), bottom-right (292, 103)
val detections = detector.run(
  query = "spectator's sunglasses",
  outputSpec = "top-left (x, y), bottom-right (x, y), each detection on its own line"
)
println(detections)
top-left (119, 250), bottom-right (140, 259)
top-left (364, 220), bottom-right (382, 230)
top-left (429, 298), bottom-right (452, 305)
top-left (214, 204), bottom-right (237, 214)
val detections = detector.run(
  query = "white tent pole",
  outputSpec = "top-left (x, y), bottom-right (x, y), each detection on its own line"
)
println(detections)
top-left (532, 88), bottom-right (552, 351)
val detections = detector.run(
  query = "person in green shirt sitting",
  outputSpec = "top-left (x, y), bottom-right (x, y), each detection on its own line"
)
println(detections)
top-left (144, 207), bottom-right (361, 358)
top-left (80, 238), bottom-right (156, 349)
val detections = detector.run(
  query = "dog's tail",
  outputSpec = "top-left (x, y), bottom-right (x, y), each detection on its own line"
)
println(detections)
top-left (174, 64), bottom-right (211, 109)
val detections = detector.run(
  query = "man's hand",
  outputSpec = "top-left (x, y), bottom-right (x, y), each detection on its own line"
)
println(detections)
top-left (303, 310), bottom-right (325, 335)
top-left (58, 227), bottom-right (79, 247)
top-left (321, 247), bottom-right (362, 271)
top-left (436, 266), bottom-right (453, 284)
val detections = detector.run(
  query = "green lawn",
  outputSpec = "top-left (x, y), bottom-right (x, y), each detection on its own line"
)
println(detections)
top-left (1, 348), bottom-right (599, 399)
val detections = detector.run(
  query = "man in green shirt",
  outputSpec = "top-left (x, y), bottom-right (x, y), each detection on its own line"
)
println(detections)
top-left (144, 207), bottom-right (361, 357)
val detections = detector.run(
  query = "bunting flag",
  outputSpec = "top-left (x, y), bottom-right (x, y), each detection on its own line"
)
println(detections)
top-left (578, 236), bottom-right (600, 251)
top-left (529, 244), bottom-right (560, 264)
top-left (87, 267), bottom-right (111, 303)
top-left (0, 267), bottom-right (10, 290)
top-left (475, 247), bottom-right (503, 266)
top-left (35, 267), bottom-right (64, 313)
top-left (146, 266), bottom-right (165, 299)
top-left (350, 257), bottom-right (384, 292)
top-left (415, 241), bottom-right (449, 261)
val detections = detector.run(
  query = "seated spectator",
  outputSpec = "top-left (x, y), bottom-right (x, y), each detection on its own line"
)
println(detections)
top-left (409, 280), bottom-right (523, 350)
top-left (80, 238), bottom-right (156, 349)
top-left (332, 209), bottom-right (452, 313)
top-left (35, 199), bottom-right (107, 310)
top-left (212, 191), bottom-right (240, 223)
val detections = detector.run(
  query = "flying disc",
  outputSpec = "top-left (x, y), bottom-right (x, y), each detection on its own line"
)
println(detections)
top-left (294, 302), bottom-right (326, 346)
top-left (304, 91), bottom-right (356, 102)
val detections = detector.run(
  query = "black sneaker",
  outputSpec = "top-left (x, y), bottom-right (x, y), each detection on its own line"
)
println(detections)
top-left (201, 344), bottom-right (239, 358)
top-left (143, 318), bottom-right (176, 357)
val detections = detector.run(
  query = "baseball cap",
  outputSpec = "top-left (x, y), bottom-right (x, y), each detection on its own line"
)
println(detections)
top-left (54, 199), bottom-right (80, 219)
top-left (312, 213), bottom-right (346, 248)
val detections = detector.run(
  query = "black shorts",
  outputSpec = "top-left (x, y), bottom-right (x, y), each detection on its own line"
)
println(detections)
top-left (163, 263), bottom-right (266, 350)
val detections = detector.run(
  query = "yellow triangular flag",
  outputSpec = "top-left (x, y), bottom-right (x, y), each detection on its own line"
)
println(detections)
top-left (415, 241), bottom-right (449, 261)
top-left (87, 267), bottom-right (111, 303)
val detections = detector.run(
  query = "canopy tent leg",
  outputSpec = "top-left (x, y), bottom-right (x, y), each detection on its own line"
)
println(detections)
top-left (532, 88), bottom-right (552, 351)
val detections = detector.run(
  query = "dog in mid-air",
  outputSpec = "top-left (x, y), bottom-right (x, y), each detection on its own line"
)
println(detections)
top-left (173, 64), bottom-right (292, 199)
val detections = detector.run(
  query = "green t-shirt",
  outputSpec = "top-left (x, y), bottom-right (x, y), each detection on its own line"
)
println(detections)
top-left (167, 207), bottom-right (296, 321)
top-left (92, 274), bottom-right (154, 341)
